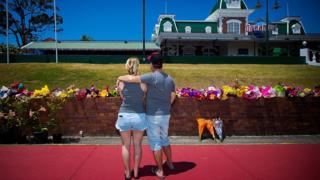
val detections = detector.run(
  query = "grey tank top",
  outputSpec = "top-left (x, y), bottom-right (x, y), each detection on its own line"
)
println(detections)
top-left (119, 82), bottom-right (145, 113)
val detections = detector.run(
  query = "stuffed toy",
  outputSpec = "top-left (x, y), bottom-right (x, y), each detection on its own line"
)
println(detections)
top-left (213, 115), bottom-right (223, 142)
top-left (196, 118), bottom-right (216, 142)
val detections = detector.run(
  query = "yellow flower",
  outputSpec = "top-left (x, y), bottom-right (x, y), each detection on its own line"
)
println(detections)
top-left (58, 92), bottom-right (67, 99)
top-left (221, 85), bottom-right (235, 100)
top-left (67, 88), bottom-right (75, 94)
top-left (236, 86), bottom-right (248, 98)
top-left (32, 85), bottom-right (50, 98)
top-left (304, 88), bottom-right (311, 94)
top-left (99, 89), bottom-right (108, 97)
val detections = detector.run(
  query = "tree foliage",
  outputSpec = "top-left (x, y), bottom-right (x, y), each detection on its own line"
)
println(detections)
top-left (0, 0), bottom-right (63, 47)
top-left (80, 35), bottom-right (93, 41)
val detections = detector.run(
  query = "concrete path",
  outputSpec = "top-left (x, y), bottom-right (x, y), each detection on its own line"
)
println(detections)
top-left (58, 135), bottom-right (320, 145)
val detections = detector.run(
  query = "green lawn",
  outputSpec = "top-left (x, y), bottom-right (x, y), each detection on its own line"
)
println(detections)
top-left (0, 63), bottom-right (320, 89)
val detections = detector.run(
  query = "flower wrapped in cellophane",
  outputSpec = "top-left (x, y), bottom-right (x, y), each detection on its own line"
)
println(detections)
top-left (52, 88), bottom-right (67, 99)
top-left (260, 86), bottom-right (276, 98)
top-left (221, 85), bottom-right (236, 100)
top-left (205, 86), bottom-right (222, 100)
top-left (243, 85), bottom-right (261, 100)
top-left (236, 85), bottom-right (248, 98)
top-left (31, 85), bottom-right (50, 98)
top-left (274, 85), bottom-right (286, 97)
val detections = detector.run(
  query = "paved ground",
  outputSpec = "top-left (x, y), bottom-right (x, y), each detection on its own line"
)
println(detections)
top-left (52, 135), bottom-right (320, 145)
top-left (1, 144), bottom-right (319, 180)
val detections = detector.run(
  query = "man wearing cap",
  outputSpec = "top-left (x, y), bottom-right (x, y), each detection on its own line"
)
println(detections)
top-left (117, 52), bottom-right (175, 178)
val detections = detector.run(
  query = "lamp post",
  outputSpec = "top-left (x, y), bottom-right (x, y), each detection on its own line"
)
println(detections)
top-left (142, 0), bottom-right (146, 61)
top-left (256, 0), bottom-right (280, 56)
top-left (6, 0), bottom-right (9, 64)
top-left (53, 0), bottom-right (58, 63)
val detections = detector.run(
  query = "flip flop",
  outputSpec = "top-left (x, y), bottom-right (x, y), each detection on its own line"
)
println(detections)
top-left (165, 161), bottom-right (175, 170)
top-left (151, 167), bottom-right (166, 179)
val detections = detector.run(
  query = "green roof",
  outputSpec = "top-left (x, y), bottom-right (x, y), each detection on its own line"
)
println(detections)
top-left (176, 21), bottom-right (218, 33)
top-left (276, 23), bottom-right (288, 35)
top-left (210, 0), bottom-right (248, 14)
top-left (21, 41), bottom-right (160, 51)
top-left (159, 17), bottom-right (178, 33)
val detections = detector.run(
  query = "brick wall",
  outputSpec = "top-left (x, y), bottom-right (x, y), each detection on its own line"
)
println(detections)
top-left (222, 17), bottom-right (246, 34)
top-left (54, 97), bottom-right (320, 136)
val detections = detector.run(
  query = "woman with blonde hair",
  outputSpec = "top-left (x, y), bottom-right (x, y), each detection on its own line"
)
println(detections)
top-left (115, 57), bottom-right (147, 179)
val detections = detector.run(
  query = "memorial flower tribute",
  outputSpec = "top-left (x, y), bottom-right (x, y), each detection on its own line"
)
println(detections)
top-left (0, 82), bottom-right (319, 102)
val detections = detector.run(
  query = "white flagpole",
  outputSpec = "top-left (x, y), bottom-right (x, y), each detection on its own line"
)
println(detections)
top-left (286, 0), bottom-right (290, 17)
top-left (6, 0), bottom-right (9, 64)
top-left (165, 0), bottom-right (168, 14)
top-left (53, 0), bottom-right (58, 63)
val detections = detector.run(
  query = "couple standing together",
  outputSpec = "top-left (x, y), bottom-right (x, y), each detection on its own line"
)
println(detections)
top-left (116, 52), bottom-right (176, 179)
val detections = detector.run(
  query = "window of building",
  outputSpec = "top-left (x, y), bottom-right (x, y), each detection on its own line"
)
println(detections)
top-left (238, 48), bottom-right (249, 55)
top-left (163, 21), bottom-right (173, 32)
top-left (292, 23), bottom-right (301, 34)
top-left (225, 0), bottom-right (241, 9)
top-left (227, 20), bottom-right (241, 34)
top-left (205, 26), bottom-right (212, 33)
top-left (185, 26), bottom-right (191, 33)
top-left (202, 47), bottom-right (216, 56)
top-left (182, 45), bottom-right (195, 56)
top-left (272, 27), bottom-right (279, 35)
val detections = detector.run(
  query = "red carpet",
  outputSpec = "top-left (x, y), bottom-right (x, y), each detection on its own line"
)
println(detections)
top-left (0, 144), bottom-right (319, 180)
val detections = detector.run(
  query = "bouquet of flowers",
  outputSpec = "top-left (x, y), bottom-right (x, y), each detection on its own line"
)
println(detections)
top-left (221, 85), bottom-right (237, 100)
top-left (243, 85), bottom-right (261, 100)
top-left (274, 84), bottom-right (286, 97)
top-left (260, 86), bottom-right (276, 98)
top-left (205, 86), bottom-right (222, 100)
top-left (31, 85), bottom-right (50, 98)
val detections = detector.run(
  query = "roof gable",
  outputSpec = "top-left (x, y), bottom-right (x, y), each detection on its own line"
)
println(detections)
top-left (210, 0), bottom-right (248, 14)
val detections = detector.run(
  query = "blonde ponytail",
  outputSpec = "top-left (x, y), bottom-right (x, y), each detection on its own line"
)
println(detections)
top-left (125, 57), bottom-right (140, 75)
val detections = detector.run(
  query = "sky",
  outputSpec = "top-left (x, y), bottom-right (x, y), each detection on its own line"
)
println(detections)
top-left (3, 0), bottom-right (320, 45)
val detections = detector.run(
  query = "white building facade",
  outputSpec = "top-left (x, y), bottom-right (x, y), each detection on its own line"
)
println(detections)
top-left (152, 0), bottom-right (320, 57)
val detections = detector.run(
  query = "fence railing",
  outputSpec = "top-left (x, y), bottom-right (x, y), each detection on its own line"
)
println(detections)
top-left (1, 54), bottom-right (306, 64)
top-left (300, 48), bottom-right (320, 66)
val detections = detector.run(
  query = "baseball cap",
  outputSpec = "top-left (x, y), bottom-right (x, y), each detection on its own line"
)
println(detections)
top-left (147, 52), bottom-right (163, 67)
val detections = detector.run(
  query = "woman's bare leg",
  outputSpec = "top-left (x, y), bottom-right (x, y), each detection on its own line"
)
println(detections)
top-left (132, 130), bottom-right (144, 177)
top-left (120, 131), bottom-right (132, 178)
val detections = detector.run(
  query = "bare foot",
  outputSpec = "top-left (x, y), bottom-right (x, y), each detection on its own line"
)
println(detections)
top-left (151, 168), bottom-right (165, 179)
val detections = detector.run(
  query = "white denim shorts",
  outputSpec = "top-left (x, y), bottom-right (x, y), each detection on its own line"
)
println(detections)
top-left (146, 115), bottom-right (171, 151)
top-left (115, 113), bottom-right (147, 132)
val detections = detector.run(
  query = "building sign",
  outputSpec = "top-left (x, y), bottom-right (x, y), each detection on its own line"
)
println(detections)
top-left (245, 24), bottom-right (276, 32)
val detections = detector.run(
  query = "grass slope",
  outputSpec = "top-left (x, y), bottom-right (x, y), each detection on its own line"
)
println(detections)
top-left (0, 63), bottom-right (319, 89)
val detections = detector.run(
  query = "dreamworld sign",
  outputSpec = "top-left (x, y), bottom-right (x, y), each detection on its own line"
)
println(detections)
top-left (245, 23), bottom-right (276, 32)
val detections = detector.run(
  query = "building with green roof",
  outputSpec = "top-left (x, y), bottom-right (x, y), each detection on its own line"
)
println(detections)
top-left (152, 0), bottom-right (320, 56)
top-left (21, 41), bottom-right (160, 55)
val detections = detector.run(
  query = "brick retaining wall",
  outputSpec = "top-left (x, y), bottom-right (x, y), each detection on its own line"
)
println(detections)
top-left (56, 97), bottom-right (320, 136)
